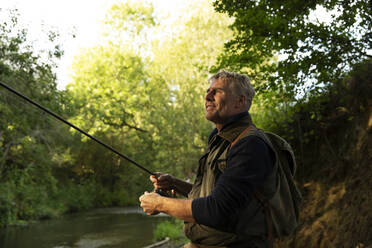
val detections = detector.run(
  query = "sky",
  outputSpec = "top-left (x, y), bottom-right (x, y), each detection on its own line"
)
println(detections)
top-left (1, 0), bottom-right (187, 90)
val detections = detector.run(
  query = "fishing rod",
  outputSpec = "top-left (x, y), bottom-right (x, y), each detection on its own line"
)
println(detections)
top-left (0, 80), bottom-right (155, 175)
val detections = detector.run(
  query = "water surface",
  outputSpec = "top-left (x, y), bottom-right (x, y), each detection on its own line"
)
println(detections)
top-left (0, 207), bottom-right (170, 248)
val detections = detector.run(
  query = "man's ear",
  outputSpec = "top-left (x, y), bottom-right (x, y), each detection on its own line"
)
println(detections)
top-left (236, 95), bottom-right (246, 109)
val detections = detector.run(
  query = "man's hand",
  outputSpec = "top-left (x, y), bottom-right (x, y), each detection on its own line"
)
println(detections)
top-left (139, 191), bottom-right (195, 223)
top-left (139, 191), bottom-right (162, 215)
top-left (150, 173), bottom-right (174, 191)
top-left (150, 172), bottom-right (193, 197)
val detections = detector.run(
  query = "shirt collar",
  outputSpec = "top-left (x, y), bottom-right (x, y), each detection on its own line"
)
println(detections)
top-left (208, 111), bottom-right (252, 144)
top-left (220, 111), bottom-right (249, 132)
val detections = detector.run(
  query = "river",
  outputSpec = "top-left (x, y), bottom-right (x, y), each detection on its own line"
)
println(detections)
top-left (0, 207), bottom-right (170, 248)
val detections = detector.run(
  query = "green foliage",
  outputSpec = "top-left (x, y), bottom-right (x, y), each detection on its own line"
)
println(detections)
top-left (1, 4), bottom-right (234, 228)
top-left (143, 0), bottom-right (234, 178)
top-left (253, 59), bottom-right (372, 180)
top-left (0, 8), bottom-right (68, 226)
top-left (104, 0), bottom-right (155, 37)
top-left (57, 182), bottom-right (95, 212)
top-left (0, 166), bottom-right (60, 224)
top-left (153, 219), bottom-right (186, 242)
top-left (0, 8), bottom-right (113, 226)
top-left (212, 0), bottom-right (372, 100)
top-left (0, 182), bottom-right (17, 226)
top-left (92, 183), bottom-right (138, 207)
top-left (67, 0), bottom-right (233, 190)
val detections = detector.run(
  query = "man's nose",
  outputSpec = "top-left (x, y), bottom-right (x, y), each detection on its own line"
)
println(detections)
top-left (205, 91), bottom-right (214, 101)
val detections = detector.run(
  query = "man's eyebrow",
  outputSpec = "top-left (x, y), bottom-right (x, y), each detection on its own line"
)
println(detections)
top-left (206, 87), bottom-right (224, 93)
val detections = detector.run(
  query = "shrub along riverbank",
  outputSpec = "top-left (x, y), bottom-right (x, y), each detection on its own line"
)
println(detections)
top-left (0, 178), bottom-right (140, 226)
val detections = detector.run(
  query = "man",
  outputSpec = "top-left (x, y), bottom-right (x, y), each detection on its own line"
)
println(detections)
top-left (139, 70), bottom-right (275, 248)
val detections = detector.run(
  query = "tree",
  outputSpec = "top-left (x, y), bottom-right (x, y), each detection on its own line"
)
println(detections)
top-left (0, 8), bottom-right (65, 178)
top-left (212, 0), bottom-right (372, 99)
top-left (67, 1), bottom-right (166, 197)
top-left (0, 8), bottom-right (72, 225)
top-left (67, 0), bottom-right (234, 192)
top-left (149, 0), bottom-right (234, 178)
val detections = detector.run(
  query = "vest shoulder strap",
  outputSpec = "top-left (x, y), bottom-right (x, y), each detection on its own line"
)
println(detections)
top-left (230, 125), bottom-right (256, 148)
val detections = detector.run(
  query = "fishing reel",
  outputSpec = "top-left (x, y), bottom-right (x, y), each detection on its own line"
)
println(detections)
top-left (155, 188), bottom-right (175, 197)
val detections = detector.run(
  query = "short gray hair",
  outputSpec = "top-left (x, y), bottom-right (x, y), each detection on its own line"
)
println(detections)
top-left (208, 70), bottom-right (255, 111)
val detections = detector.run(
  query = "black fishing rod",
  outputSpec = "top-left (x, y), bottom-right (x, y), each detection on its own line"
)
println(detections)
top-left (0, 80), bottom-right (155, 175)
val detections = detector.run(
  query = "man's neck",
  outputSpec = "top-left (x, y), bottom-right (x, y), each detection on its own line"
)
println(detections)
top-left (216, 123), bottom-right (223, 132)
top-left (215, 111), bottom-right (249, 132)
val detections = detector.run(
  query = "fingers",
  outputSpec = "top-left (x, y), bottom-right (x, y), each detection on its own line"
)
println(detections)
top-left (150, 175), bottom-right (160, 189)
top-left (149, 173), bottom-right (173, 190)
top-left (150, 175), bottom-right (157, 183)
top-left (151, 172), bottom-right (170, 182)
top-left (150, 173), bottom-right (164, 184)
top-left (139, 191), bottom-right (161, 215)
top-left (139, 191), bottom-right (158, 203)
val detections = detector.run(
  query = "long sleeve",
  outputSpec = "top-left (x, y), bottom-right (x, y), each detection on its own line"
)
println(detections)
top-left (191, 135), bottom-right (274, 230)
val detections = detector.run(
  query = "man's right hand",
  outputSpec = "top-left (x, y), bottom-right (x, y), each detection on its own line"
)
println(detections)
top-left (150, 173), bottom-right (174, 191)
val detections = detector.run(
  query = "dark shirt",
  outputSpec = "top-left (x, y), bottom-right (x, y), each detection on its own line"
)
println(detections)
top-left (191, 113), bottom-right (274, 231)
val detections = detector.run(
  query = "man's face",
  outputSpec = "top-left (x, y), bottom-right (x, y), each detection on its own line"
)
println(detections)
top-left (205, 78), bottom-right (239, 126)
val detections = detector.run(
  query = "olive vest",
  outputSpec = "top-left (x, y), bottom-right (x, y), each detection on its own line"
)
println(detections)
top-left (184, 115), bottom-right (277, 247)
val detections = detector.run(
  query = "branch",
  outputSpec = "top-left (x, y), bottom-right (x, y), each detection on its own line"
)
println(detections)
top-left (102, 119), bottom-right (147, 132)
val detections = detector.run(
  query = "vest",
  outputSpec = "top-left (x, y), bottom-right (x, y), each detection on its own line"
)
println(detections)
top-left (184, 115), bottom-right (277, 247)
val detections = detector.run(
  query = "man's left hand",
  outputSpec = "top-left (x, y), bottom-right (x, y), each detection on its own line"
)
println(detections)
top-left (139, 191), bottom-right (162, 215)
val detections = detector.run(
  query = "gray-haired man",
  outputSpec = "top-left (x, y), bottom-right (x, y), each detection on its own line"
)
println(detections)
top-left (140, 70), bottom-right (274, 248)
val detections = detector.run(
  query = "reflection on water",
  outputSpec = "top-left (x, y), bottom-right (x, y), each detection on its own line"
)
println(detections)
top-left (0, 207), bottom-right (170, 248)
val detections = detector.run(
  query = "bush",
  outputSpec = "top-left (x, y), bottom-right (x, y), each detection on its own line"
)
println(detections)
top-left (0, 182), bottom-right (17, 227)
top-left (153, 219), bottom-right (185, 242)
top-left (111, 189), bottom-right (137, 206)
top-left (59, 182), bottom-right (96, 212)
top-left (0, 168), bottom-right (64, 226)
